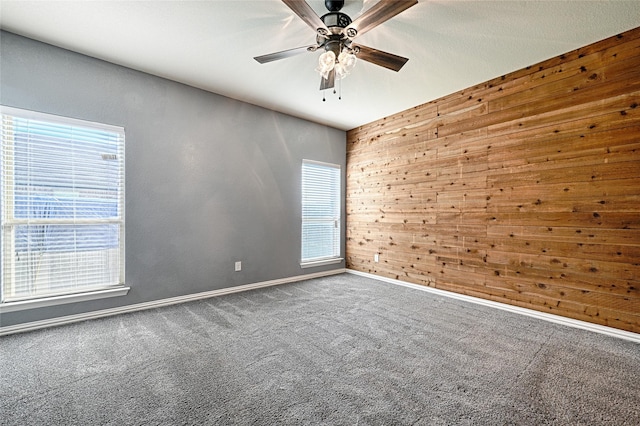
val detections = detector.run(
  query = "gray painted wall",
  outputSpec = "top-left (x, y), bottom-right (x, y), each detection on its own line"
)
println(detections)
top-left (0, 31), bottom-right (346, 328)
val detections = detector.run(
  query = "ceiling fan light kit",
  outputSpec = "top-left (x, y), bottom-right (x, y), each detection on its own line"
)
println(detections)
top-left (254, 0), bottom-right (418, 100)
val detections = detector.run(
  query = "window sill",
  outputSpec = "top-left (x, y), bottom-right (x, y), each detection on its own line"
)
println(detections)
top-left (300, 258), bottom-right (344, 269)
top-left (0, 286), bottom-right (130, 313)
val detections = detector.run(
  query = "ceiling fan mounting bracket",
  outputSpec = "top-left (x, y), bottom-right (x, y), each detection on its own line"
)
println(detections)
top-left (325, 0), bottom-right (345, 12)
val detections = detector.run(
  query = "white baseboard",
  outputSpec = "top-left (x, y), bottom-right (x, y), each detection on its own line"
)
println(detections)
top-left (4, 268), bottom-right (637, 344)
top-left (0, 268), bottom-right (346, 336)
top-left (347, 269), bottom-right (640, 344)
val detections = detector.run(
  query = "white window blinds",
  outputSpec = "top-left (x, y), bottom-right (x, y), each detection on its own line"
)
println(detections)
top-left (301, 160), bottom-right (341, 264)
top-left (1, 106), bottom-right (125, 303)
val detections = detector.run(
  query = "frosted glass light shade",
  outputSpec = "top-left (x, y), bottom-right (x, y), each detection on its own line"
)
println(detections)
top-left (338, 51), bottom-right (357, 71)
top-left (335, 51), bottom-right (357, 79)
top-left (316, 51), bottom-right (336, 79)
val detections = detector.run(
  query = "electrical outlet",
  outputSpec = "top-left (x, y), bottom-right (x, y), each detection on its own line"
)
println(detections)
top-left (235, 261), bottom-right (242, 271)
top-left (374, 253), bottom-right (379, 263)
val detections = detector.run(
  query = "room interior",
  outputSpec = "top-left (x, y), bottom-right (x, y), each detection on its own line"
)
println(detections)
top-left (1, 0), bottom-right (638, 336)
top-left (0, 0), bottom-right (639, 423)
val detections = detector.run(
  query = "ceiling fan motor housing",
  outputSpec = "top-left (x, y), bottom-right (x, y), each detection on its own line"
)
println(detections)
top-left (320, 11), bottom-right (352, 35)
top-left (319, 3), bottom-right (354, 57)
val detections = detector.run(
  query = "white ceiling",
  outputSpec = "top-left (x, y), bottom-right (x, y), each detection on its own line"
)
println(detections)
top-left (1, 1), bottom-right (639, 131)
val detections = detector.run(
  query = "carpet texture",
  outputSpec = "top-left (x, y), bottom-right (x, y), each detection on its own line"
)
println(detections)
top-left (1, 273), bottom-right (639, 425)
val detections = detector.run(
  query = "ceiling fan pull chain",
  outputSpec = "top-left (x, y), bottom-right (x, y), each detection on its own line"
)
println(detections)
top-left (322, 89), bottom-right (326, 102)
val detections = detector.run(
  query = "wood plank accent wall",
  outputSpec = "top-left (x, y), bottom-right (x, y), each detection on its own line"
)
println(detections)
top-left (346, 27), bottom-right (640, 333)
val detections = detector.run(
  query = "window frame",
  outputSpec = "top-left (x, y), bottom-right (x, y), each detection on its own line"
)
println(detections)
top-left (300, 159), bottom-right (343, 268)
top-left (0, 106), bottom-right (128, 312)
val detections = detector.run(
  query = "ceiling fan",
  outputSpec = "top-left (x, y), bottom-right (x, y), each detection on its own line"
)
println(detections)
top-left (254, 0), bottom-right (418, 92)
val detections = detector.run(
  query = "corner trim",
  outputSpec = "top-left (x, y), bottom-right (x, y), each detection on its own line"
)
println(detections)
top-left (0, 268), bottom-right (346, 336)
top-left (347, 269), bottom-right (640, 344)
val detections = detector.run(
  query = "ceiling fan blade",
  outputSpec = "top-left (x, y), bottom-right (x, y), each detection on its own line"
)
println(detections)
top-left (347, 0), bottom-right (418, 38)
top-left (354, 44), bottom-right (409, 72)
top-left (254, 45), bottom-right (316, 64)
top-left (282, 0), bottom-right (329, 36)
top-left (320, 69), bottom-right (336, 90)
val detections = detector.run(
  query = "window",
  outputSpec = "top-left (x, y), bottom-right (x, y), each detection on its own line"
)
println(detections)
top-left (301, 160), bottom-right (341, 267)
top-left (1, 106), bottom-right (126, 308)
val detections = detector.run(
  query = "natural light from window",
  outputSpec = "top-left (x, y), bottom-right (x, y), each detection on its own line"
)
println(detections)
top-left (1, 106), bottom-right (126, 306)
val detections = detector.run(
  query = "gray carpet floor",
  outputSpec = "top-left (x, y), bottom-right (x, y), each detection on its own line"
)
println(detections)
top-left (1, 273), bottom-right (639, 425)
